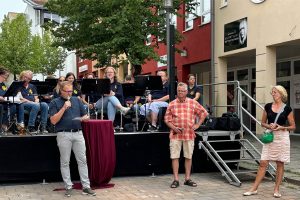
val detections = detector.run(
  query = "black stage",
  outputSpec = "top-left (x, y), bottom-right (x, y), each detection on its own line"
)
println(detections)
top-left (0, 132), bottom-right (240, 182)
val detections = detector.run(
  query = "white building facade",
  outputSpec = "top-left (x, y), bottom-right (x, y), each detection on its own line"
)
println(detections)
top-left (23, 0), bottom-right (76, 80)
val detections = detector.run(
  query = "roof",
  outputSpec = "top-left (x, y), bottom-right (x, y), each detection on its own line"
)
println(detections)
top-left (23, 0), bottom-right (47, 9)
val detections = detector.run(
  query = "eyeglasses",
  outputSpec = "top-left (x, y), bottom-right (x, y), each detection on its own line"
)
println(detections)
top-left (62, 90), bottom-right (73, 93)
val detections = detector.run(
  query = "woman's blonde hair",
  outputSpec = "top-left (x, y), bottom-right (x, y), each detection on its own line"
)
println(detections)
top-left (105, 66), bottom-right (118, 81)
top-left (272, 85), bottom-right (288, 103)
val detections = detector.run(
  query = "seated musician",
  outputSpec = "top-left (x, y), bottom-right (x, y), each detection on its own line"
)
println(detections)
top-left (53, 76), bottom-right (66, 99)
top-left (140, 70), bottom-right (169, 131)
top-left (94, 66), bottom-right (130, 123)
top-left (124, 75), bottom-right (141, 112)
top-left (0, 68), bottom-right (18, 134)
top-left (18, 70), bottom-right (49, 134)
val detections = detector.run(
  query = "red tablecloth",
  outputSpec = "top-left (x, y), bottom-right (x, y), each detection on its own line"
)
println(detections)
top-left (82, 120), bottom-right (115, 187)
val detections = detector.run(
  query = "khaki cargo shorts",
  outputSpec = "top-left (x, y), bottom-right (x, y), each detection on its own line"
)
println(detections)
top-left (170, 140), bottom-right (195, 159)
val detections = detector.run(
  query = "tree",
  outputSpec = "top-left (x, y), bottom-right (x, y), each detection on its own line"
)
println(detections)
top-left (45, 0), bottom-right (196, 67)
top-left (0, 14), bottom-right (32, 77)
top-left (32, 31), bottom-right (67, 76)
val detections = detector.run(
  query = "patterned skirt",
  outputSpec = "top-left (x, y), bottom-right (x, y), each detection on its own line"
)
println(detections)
top-left (261, 130), bottom-right (290, 163)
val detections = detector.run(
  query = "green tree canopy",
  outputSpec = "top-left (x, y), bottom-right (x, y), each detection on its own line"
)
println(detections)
top-left (45, 0), bottom-right (196, 67)
top-left (0, 14), bottom-right (32, 76)
top-left (0, 14), bottom-right (67, 77)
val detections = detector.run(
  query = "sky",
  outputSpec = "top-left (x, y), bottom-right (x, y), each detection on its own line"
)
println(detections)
top-left (0, 0), bottom-right (27, 23)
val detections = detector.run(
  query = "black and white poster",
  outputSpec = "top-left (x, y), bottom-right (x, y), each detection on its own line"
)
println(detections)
top-left (224, 18), bottom-right (247, 52)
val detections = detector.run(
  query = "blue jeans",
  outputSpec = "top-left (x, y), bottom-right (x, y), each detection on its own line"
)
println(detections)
top-left (18, 102), bottom-right (49, 127)
top-left (95, 96), bottom-right (121, 122)
top-left (0, 104), bottom-right (22, 125)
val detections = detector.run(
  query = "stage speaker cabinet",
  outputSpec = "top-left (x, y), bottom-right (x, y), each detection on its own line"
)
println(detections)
top-left (158, 107), bottom-right (169, 131)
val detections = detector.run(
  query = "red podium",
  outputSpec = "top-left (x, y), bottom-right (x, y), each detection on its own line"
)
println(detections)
top-left (82, 120), bottom-right (115, 187)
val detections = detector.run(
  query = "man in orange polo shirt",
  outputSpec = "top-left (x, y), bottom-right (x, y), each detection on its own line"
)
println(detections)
top-left (165, 82), bottom-right (208, 188)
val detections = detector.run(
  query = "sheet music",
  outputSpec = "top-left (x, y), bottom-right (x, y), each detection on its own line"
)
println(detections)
top-left (7, 96), bottom-right (21, 104)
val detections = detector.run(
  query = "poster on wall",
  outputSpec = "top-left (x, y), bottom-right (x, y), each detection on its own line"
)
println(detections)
top-left (224, 18), bottom-right (247, 52)
top-left (293, 79), bottom-right (300, 108)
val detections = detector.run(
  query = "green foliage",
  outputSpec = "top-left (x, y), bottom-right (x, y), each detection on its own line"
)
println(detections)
top-left (35, 31), bottom-right (67, 76)
top-left (45, 0), bottom-right (195, 67)
top-left (0, 14), bottom-right (67, 77)
top-left (0, 14), bottom-right (31, 76)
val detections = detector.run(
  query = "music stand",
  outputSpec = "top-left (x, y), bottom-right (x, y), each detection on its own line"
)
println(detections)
top-left (81, 78), bottom-right (110, 119)
top-left (134, 76), bottom-right (164, 131)
top-left (122, 83), bottom-right (145, 131)
top-left (3, 81), bottom-right (25, 133)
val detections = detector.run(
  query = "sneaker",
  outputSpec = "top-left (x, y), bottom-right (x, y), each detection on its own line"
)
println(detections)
top-left (147, 124), bottom-right (158, 132)
top-left (65, 188), bottom-right (72, 197)
top-left (120, 107), bottom-right (130, 115)
top-left (82, 188), bottom-right (96, 196)
top-left (40, 126), bottom-right (48, 134)
top-left (16, 122), bottom-right (25, 130)
top-left (28, 126), bottom-right (38, 134)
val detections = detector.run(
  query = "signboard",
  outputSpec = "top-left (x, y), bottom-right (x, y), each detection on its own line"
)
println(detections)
top-left (224, 18), bottom-right (247, 52)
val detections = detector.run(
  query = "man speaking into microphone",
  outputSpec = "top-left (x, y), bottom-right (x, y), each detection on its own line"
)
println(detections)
top-left (49, 81), bottom-right (96, 197)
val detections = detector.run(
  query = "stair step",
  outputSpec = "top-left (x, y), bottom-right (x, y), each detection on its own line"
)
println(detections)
top-left (214, 148), bottom-right (255, 153)
top-left (224, 169), bottom-right (257, 175)
top-left (218, 158), bottom-right (260, 163)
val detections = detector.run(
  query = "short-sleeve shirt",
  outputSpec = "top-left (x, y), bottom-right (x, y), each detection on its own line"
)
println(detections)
top-left (165, 98), bottom-right (208, 140)
top-left (0, 82), bottom-right (8, 96)
top-left (187, 85), bottom-right (201, 102)
top-left (20, 83), bottom-right (37, 102)
top-left (264, 103), bottom-right (292, 126)
top-left (151, 82), bottom-right (169, 100)
top-left (49, 96), bottom-right (87, 131)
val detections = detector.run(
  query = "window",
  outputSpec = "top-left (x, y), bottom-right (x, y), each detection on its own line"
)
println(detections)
top-left (42, 11), bottom-right (62, 25)
top-left (35, 10), bottom-right (40, 26)
top-left (294, 60), bottom-right (300, 74)
top-left (227, 71), bottom-right (234, 81)
top-left (237, 69), bottom-right (248, 81)
top-left (184, 0), bottom-right (211, 30)
top-left (276, 61), bottom-right (291, 77)
top-left (201, 0), bottom-right (211, 25)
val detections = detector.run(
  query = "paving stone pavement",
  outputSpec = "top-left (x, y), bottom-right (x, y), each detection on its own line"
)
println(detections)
top-left (1, 173), bottom-right (300, 200)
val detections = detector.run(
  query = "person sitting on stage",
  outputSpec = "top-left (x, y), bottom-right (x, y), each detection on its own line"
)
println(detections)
top-left (140, 70), bottom-right (169, 131)
top-left (124, 75), bottom-right (141, 112)
top-left (94, 66), bottom-right (130, 123)
top-left (49, 81), bottom-right (96, 197)
top-left (187, 74), bottom-right (201, 102)
top-left (65, 72), bottom-right (82, 98)
top-left (165, 82), bottom-right (208, 188)
top-left (53, 76), bottom-right (66, 99)
top-left (18, 70), bottom-right (49, 134)
top-left (0, 67), bottom-right (18, 134)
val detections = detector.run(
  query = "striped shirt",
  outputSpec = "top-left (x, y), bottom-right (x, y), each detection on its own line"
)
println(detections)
top-left (165, 97), bottom-right (208, 140)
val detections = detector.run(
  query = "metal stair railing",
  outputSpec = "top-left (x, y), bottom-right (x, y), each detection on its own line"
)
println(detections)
top-left (196, 81), bottom-right (277, 186)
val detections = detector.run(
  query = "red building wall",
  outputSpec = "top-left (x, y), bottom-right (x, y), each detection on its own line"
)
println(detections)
top-left (142, 6), bottom-right (211, 82)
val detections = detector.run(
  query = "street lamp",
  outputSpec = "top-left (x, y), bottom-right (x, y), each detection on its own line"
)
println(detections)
top-left (164, 0), bottom-right (176, 101)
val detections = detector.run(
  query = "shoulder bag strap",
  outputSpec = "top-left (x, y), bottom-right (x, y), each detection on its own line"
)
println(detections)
top-left (274, 103), bottom-right (286, 124)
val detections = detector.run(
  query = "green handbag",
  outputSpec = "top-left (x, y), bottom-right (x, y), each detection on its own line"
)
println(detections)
top-left (260, 104), bottom-right (286, 144)
top-left (260, 130), bottom-right (274, 144)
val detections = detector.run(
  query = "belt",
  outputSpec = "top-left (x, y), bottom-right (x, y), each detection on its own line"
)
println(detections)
top-left (58, 129), bottom-right (82, 132)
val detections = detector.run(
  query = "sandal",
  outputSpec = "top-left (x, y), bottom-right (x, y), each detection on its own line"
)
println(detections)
top-left (170, 180), bottom-right (179, 188)
top-left (184, 179), bottom-right (197, 187)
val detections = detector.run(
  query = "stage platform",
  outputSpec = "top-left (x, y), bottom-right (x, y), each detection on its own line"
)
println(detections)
top-left (0, 131), bottom-right (240, 183)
